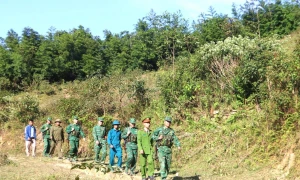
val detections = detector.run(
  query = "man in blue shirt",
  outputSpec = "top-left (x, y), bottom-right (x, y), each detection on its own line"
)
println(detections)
top-left (107, 120), bottom-right (122, 172)
top-left (24, 120), bottom-right (37, 157)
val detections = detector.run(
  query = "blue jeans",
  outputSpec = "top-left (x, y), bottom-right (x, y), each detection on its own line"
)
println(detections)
top-left (109, 146), bottom-right (122, 167)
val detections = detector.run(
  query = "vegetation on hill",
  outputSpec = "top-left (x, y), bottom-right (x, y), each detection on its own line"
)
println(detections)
top-left (1, 0), bottom-right (300, 178)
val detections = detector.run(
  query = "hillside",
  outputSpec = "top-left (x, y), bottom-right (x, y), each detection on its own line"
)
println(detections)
top-left (1, 28), bottom-right (300, 179)
top-left (2, 1), bottom-right (300, 179)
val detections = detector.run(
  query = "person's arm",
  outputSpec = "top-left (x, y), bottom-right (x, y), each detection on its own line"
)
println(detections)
top-left (172, 130), bottom-right (180, 147)
top-left (137, 130), bottom-right (143, 150)
top-left (152, 127), bottom-right (161, 141)
top-left (121, 127), bottom-right (128, 139)
top-left (150, 131), bottom-right (154, 146)
top-left (61, 127), bottom-right (64, 142)
top-left (66, 125), bottom-right (72, 134)
top-left (40, 124), bottom-right (44, 132)
top-left (50, 126), bottom-right (53, 139)
top-left (25, 126), bottom-right (30, 140)
top-left (104, 127), bottom-right (107, 139)
top-left (33, 126), bottom-right (37, 139)
top-left (107, 130), bottom-right (112, 145)
top-left (92, 127), bottom-right (97, 141)
top-left (79, 126), bottom-right (85, 138)
top-left (41, 124), bottom-right (49, 133)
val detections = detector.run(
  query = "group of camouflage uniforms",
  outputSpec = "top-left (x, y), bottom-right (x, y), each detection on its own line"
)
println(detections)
top-left (40, 116), bottom-right (84, 160)
top-left (39, 115), bottom-right (180, 180)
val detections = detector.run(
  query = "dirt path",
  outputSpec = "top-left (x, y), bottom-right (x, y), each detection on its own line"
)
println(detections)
top-left (0, 155), bottom-right (144, 180)
top-left (1, 151), bottom-right (296, 180)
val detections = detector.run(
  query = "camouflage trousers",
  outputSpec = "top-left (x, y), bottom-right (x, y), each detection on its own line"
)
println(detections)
top-left (69, 140), bottom-right (79, 159)
top-left (94, 141), bottom-right (107, 162)
top-left (158, 146), bottom-right (172, 180)
top-left (43, 137), bottom-right (51, 156)
top-left (125, 145), bottom-right (137, 172)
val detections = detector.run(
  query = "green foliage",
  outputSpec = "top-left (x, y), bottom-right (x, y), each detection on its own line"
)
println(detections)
top-left (57, 98), bottom-right (81, 120)
top-left (0, 77), bottom-right (11, 90)
top-left (5, 95), bottom-right (40, 124)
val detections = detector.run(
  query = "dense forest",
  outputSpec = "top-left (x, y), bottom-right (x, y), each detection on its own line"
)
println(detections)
top-left (1, 0), bottom-right (300, 89)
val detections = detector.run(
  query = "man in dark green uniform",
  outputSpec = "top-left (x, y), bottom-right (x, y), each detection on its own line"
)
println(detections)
top-left (40, 117), bottom-right (52, 157)
top-left (137, 117), bottom-right (154, 180)
top-left (122, 118), bottom-right (138, 175)
top-left (66, 116), bottom-right (85, 162)
top-left (153, 116), bottom-right (181, 180)
top-left (92, 117), bottom-right (107, 163)
top-left (49, 119), bottom-right (64, 159)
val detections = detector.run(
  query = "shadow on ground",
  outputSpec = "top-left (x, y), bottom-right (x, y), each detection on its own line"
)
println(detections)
top-left (172, 175), bottom-right (200, 180)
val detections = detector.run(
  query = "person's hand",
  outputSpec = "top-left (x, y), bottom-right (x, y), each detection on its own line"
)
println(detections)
top-left (158, 135), bottom-right (163, 140)
top-left (140, 150), bottom-right (144, 154)
top-left (178, 146), bottom-right (181, 150)
top-left (27, 137), bottom-right (31, 141)
top-left (83, 138), bottom-right (86, 141)
top-left (45, 127), bottom-right (48, 130)
top-left (71, 128), bottom-right (74, 131)
top-left (50, 137), bottom-right (52, 140)
top-left (96, 140), bottom-right (99, 145)
top-left (110, 145), bottom-right (114, 148)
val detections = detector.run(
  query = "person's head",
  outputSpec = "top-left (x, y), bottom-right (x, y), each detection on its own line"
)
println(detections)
top-left (47, 117), bottom-right (52, 124)
top-left (28, 120), bottom-right (34, 126)
top-left (142, 117), bottom-right (151, 129)
top-left (73, 116), bottom-right (79, 124)
top-left (112, 120), bottom-right (120, 129)
top-left (97, 117), bottom-right (104, 126)
top-left (164, 116), bottom-right (172, 128)
top-left (129, 118), bottom-right (136, 127)
top-left (55, 119), bottom-right (61, 126)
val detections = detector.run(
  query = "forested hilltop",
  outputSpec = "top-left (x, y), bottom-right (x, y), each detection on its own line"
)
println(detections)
top-left (2, 0), bottom-right (300, 179)
top-left (1, 0), bottom-right (300, 86)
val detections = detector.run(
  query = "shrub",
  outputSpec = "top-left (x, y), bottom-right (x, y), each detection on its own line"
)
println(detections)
top-left (10, 95), bottom-right (40, 123)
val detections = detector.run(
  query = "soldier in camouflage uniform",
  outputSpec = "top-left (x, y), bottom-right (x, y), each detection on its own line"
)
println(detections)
top-left (40, 117), bottom-right (52, 157)
top-left (92, 117), bottom-right (107, 163)
top-left (153, 116), bottom-right (181, 180)
top-left (66, 116), bottom-right (85, 162)
top-left (49, 119), bottom-right (64, 159)
top-left (121, 118), bottom-right (138, 175)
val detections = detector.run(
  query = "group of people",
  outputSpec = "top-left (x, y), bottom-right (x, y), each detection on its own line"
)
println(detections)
top-left (24, 116), bottom-right (181, 180)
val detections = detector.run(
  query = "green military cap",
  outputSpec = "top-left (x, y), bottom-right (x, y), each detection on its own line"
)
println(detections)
top-left (165, 116), bottom-right (172, 122)
top-left (97, 117), bottom-right (104, 121)
top-left (47, 117), bottom-right (52, 121)
top-left (129, 118), bottom-right (136, 124)
top-left (73, 116), bottom-right (78, 120)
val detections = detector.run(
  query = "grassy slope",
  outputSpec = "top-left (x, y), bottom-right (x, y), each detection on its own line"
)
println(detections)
top-left (2, 30), bottom-right (300, 179)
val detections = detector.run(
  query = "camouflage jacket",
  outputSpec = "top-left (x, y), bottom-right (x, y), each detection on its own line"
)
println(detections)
top-left (40, 123), bottom-right (52, 138)
top-left (153, 126), bottom-right (180, 148)
top-left (92, 125), bottom-right (106, 143)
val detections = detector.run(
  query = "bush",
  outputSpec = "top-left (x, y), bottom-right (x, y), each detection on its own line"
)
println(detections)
top-left (0, 77), bottom-right (11, 90)
top-left (56, 98), bottom-right (81, 119)
top-left (10, 95), bottom-right (40, 123)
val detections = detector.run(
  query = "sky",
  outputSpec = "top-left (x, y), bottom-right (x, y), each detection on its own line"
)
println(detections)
top-left (0, 0), bottom-right (246, 38)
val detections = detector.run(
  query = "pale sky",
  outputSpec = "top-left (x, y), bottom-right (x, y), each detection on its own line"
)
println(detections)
top-left (0, 0), bottom-right (246, 38)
